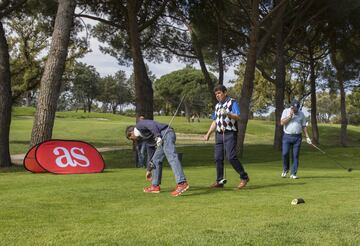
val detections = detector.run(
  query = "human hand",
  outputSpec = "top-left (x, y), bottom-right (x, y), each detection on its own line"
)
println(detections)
top-left (289, 109), bottom-right (294, 118)
top-left (203, 134), bottom-right (210, 141)
top-left (156, 137), bottom-right (163, 147)
top-left (219, 108), bottom-right (228, 116)
top-left (306, 137), bottom-right (312, 145)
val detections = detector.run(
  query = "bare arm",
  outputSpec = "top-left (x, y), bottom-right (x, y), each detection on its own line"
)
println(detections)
top-left (280, 108), bottom-right (294, 126)
top-left (204, 121), bottom-right (217, 141)
top-left (227, 112), bottom-right (240, 121)
top-left (303, 126), bottom-right (310, 139)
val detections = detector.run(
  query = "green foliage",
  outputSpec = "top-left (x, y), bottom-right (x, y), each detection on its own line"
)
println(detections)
top-left (154, 67), bottom-right (215, 116)
top-left (6, 12), bottom-right (49, 103)
top-left (88, 0), bottom-right (169, 65)
top-left (348, 87), bottom-right (360, 125)
top-left (306, 91), bottom-right (340, 123)
top-left (97, 71), bottom-right (132, 113)
top-left (69, 62), bottom-right (100, 112)
top-left (230, 63), bottom-right (275, 114)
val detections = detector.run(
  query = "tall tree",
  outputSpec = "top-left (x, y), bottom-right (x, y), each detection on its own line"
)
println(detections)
top-left (30, 0), bottom-right (76, 146)
top-left (0, 0), bottom-right (26, 167)
top-left (154, 66), bottom-right (215, 119)
top-left (325, 0), bottom-right (360, 146)
top-left (98, 71), bottom-right (131, 114)
top-left (71, 62), bottom-right (100, 112)
top-left (77, 0), bottom-right (170, 120)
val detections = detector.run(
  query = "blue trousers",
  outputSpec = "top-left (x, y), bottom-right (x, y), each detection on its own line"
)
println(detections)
top-left (151, 129), bottom-right (186, 186)
top-left (282, 133), bottom-right (302, 175)
top-left (136, 141), bottom-right (155, 168)
top-left (215, 131), bottom-right (248, 181)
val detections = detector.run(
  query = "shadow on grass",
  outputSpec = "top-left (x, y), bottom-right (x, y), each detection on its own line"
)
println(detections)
top-left (180, 182), bottom-right (306, 197)
top-left (299, 176), bottom-right (349, 179)
top-left (245, 182), bottom-right (306, 190)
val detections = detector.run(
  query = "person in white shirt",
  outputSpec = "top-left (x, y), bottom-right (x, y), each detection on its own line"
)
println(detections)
top-left (280, 99), bottom-right (312, 179)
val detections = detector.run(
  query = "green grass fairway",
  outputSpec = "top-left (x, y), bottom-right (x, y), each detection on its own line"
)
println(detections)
top-left (2, 108), bottom-right (360, 245)
top-left (1, 145), bottom-right (360, 245)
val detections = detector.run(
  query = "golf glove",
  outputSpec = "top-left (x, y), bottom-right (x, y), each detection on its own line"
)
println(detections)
top-left (156, 137), bottom-right (163, 147)
top-left (145, 171), bottom-right (152, 181)
top-left (219, 108), bottom-right (228, 116)
top-left (306, 137), bottom-right (312, 145)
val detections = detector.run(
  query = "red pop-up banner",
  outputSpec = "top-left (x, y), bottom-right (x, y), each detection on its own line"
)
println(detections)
top-left (24, 140), bottom-right (105, 174)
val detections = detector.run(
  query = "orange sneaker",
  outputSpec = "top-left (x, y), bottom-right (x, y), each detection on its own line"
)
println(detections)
top-left (170, 182), bottom-right (189, 197)
top-left (210, 182), bottom-right (224, 188)
top-left (143, 185), bottom-right (160, 193)
top-left (237, 177), bottom-right (249, 189)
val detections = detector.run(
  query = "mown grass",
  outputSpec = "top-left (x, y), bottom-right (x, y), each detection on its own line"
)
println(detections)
top-left (1, 146), bottom-right (359, 245)
top-left (9, 107), bottom-right (360, 154)
top-left (2, 107), bottom-right (360, 245)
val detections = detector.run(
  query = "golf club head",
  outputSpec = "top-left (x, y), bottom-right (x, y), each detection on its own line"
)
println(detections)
top-left (348, 168), bottom-right (352, 172)
top-left (219, 179), bottom-right (227, 185)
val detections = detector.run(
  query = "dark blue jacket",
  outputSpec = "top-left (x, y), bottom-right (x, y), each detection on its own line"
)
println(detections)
top-left (135, 120), bottom-right (168, 141)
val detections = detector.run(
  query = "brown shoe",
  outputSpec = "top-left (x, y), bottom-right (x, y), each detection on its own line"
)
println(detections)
top-left (237, 177), bottom-right (249, 189)
top-left (210, 182), bottom-right (224, 188)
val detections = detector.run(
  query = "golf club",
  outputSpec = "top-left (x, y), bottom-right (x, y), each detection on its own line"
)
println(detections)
top-left (147, 95), bottom-right (186, 174)
top-left (218, 128), bottom-right (227, 185)
top-left (310, 143), bottom-right (352, 172)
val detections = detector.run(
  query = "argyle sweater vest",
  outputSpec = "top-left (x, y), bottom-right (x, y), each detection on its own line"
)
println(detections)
top-left (215, 97), bottom-right (237, 132)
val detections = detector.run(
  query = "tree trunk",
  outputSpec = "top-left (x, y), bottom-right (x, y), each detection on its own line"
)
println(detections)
top-left (191, 33), bottom-right (217, 106)
top-left (0, 22), bottom-right (12, 167)
top-left (273, 16), bottom-right (285, 151)
top-left (329, 29), bottom-right (348, 146)
top-left (237, 0), bottom-right (259, 157)
top-left (338, 75), bottom-right (348, 146)
top-left (30, 0), bottom-right (76, 146)
top-left (127, 0), bottom-right (154, 120)
top-left (309, 54), bottom-right (319, 144)
top-left (87, 99), bottom-right (91, 113)
top-left (216, 13), bottom-right (224, 85)
top-left (184, 102), bottom-right (191, 122)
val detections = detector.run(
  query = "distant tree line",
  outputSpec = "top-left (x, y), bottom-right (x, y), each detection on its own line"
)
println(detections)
top-left (1, 0), bottom-right (360, 167)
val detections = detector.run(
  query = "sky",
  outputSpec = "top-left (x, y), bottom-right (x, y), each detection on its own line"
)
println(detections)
top-left (78, 32), bottom-right (237, 86)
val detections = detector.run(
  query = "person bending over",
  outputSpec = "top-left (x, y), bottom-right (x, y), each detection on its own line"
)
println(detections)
top-left (126, 119), bottom-right (189, 197)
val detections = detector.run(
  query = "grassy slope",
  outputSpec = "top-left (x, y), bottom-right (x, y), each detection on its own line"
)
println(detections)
top-left (1, 107), bottom-right (360, 245)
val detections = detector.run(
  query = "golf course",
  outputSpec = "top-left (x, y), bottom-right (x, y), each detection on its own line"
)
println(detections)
top-left (1, 108), bottom-right (359, 245)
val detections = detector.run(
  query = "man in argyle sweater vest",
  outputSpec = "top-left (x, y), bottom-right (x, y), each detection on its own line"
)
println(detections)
top-left (204, 84), bottom-right (249, 189)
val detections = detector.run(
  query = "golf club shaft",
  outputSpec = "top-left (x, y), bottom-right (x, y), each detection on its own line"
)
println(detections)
top-left (162, 95), bottom-right (186, 140)
top-left (147, 95), bottom-right (186, 171)
top-left (310, 143), bottom-right (326, 154)
top-left (222, 129), bottom-right (226, 179)
top-left (311, 143), bottom-right (349, 170)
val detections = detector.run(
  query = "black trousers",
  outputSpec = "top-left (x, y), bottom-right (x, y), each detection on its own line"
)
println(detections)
top-left (214, 131), bottom-right (248, 181)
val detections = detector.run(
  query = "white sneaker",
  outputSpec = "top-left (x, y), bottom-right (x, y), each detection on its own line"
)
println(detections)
top-left (281, 171), bottom-right (288, 178)
top-left (290, 174), bottom-right (298, 179)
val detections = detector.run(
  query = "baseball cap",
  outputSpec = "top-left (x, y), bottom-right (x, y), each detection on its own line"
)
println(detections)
top-left (291, 99), bottom-right (300, 109)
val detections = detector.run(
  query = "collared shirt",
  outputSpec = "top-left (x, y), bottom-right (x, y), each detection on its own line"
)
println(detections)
top-left (212, 96), bottom-right (240, 132)
top-left (281, 108), bottom-right (306, 135)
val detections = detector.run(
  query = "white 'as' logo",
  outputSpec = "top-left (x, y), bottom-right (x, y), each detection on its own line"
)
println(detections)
top-left (53, 147), bottom-right (90, 167)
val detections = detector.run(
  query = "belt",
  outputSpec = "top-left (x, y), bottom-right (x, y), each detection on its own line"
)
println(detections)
top-left (284, 133), bottom-right (302, 136)
top-left (217, 130), bottom-right (236, 133)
